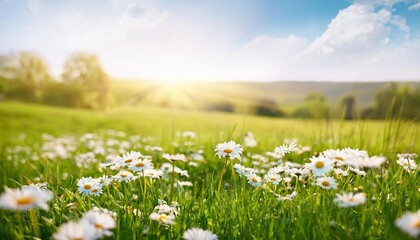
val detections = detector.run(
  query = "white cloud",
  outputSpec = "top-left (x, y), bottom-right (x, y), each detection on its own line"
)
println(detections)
top-left (408, 1), bottom-right (420, 10)
top-left (26, 0), bottom-right (41, 14)
top-left (119, 4), bottom-right (169, 29)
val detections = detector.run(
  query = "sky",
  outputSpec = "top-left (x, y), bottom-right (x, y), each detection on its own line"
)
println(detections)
top-left (1, 0), bottom-right (420, 82)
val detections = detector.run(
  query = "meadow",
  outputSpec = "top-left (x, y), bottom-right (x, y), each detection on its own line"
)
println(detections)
top-left (0, 101), bottom-right (418, 239)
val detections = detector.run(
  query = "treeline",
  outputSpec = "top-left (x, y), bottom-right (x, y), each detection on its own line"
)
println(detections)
top-left (0, 51), bottom-right (109, 110)
top-left (246, 84), bottom-right (419, 120)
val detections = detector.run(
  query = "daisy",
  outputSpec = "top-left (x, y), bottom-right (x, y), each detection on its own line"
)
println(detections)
top-left (129, 158), bottom-right (153, 172)
top-left (95, 175), bottom-right (113, 186)
top-left (333, 168), bottom-right (349, 177)
top-left (143, 169), bottom-right (164, 179)
top-left (316, 177), bottom-right (338, 189)
top-left (114, 151), bottom-right (142, 168)
top-left (306, 155), bottom-right (333, 176)
top-left (395, 209), bottom-right (420, 238)
top-left (163, 153), bottom-right (186, 162)
top-left (264, 173), bottom-right (282, 185)
top-left (396, 153), bottom-right (418, 173)
top-left (243, 132), bottom-right (257, 148)
top-left (214, 140), bottom-right (243, 160)
top-left (53, 220), bottom-right (97, 240)
top-left (360, 156), bottom-right (387, 169)
top-left (246, 173), bottom-right (262, 187)
top-left (77, 177), bottom-right (100, 196)
top-left (334, 192), bottom-right (366, 207)
top-left (149, 212), bottom-right (176, 225)
top-left (0, 186), bottom-right (53, 211)
top-left (82, 209), bottom-right (116, 238)
top-left (276, 191), bottom-right (298, 201)
top-left (274, 143), bottom-right (297, 157)
top-left (113, 171), bottom-right (134, 183)
top-left (183, 227), bottom-right (218, 240)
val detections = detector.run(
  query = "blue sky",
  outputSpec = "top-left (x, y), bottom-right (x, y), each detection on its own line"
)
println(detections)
top-left (1, 0), bottom-right (420, 81)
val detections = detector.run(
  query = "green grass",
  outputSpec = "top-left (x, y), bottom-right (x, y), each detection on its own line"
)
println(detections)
top-left (0, 101), bottom-right (419, 239)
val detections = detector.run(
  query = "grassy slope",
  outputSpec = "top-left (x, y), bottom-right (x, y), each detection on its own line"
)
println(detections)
top-left (0, 101), bottom-right (419, 239)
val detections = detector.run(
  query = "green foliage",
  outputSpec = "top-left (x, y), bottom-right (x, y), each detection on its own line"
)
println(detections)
top-left (0, 101), bottom-right (418, 239)
top-left (0, 52), bottom-right (51, 102)
top-left (292, 93), bottom-right (330, 119)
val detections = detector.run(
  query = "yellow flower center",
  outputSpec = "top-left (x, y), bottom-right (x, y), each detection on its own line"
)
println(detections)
top-left (335, 156), bottom-right (344, 161)
top-left (270, 177), bottom-right (277, 181)
top-left (315, 161), bottom-right (324, 168)
top-left (251, 177), bottom-right (258, 183)
top-left (124, 159), bottom-right (132, 163)
top-left (223, 149), bottom-right (233, 153)
top-left (72, 238), bottom-right (83, 240)
top-left (159, 214), bottom-right (167, 222)
top-left (94, 223), bottom-right (103, 229)
top-left (92, 189), bottom-right (98, 193)
top-left (135, 162), bottom-right (145, 167)
top-left (84, 184), bottom-right (92, 190)
top-left (322, 181), bottom-right (330, 187)
top-left (413, 220), bottom-right (420, 228)
top-left (120, 172), bottom-right (127, 177)
top-left (16, 197), bottom-right (36, 206)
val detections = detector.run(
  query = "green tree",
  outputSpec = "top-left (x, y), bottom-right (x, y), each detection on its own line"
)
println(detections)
top-left (61, 52), bottom-right (109, 110)
top-left (292, 93), bottom-right (330, 119)
top-left (0, 51), bottom-right (51, 102)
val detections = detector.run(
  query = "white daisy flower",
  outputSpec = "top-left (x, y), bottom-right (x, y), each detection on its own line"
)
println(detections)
top-left (143, 169), bottom-right (164, 179)
top-left (243, 132), bottom-right (257, 148)
top-left (234, 164), bottom-right (256, 177)
top-left (183, 227), bottom-right (218, 240)
top-left (333, 168), bottom-right (349, 177)
top-left (395, 209), bottom-right (420, 238)
top-left (53, 220), bottom-right (97, 240)
top-left (215, 140), bottom-right (243, 160)
top-left (149, 212), bottom-right (176, 225)
top-left (334, 192), bottom-right (366, 207)
top-left (114, 151), bottom-right (142, 168)
top-left (315, 177), bottom-right (338, 189)
top-left (163, 153), bottom-right (186, 162)
top-left (129, 158), bottom-right (153, 172)
top-left (396, 153), bottom-right (418, 173)
top-left (264, 173), bottom-right (282, 185)
top-left (268, 166), bottom-right (287, 174)
top-left (95, 175), bottom-right (113, 186)
top-left (276, 191), bottom-right (298, 201)
top-left (360, 156), bottom-right (387, 169)
top-left (246, 173), bottom-right (262, 187)
top-left (82, 209), bottom-right (116, 237)
top-left (113, 171), bottom-right (134, 183)
top-left (0, 186), bottom-right (53, 211)
top-left (349, 167), bottom-right (366, 176)
top-left (274, 143), bottom-right (297, 157)
top-left (77, 177), bottom-right (100, 196)
top-left (306, 155), bottom-right (333, 176)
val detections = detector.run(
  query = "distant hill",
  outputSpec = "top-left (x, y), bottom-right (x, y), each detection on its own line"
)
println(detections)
top-left (110, 79), bottom-right (420, 114)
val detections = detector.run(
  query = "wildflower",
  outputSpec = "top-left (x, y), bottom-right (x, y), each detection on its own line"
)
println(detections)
top-left (114, 151), bottom-right (142, 168)
top-left (95, 175), bottom-right (113, 186)
top-left (360, 156), bottom-right (387, 169)
top-left (78, 177), bottom-right (101, 196)
top-left (53, 220), bottom-right (97, 240)
top-left (396, 153), bottom-right (418, 173)
top-left (333, 168), bottom-right (349, 177)
top-left (348, 167), bottom-right (366, 176)
top-left (276, 191), bottom-right (298, 201)
top-left (149, 212), bottom-right (176, 225)
top-left (163, 153), bottom-right (187, 162)
top-left (243, 132), bottom-right (257, 148)
top-left (113, 171), bottom-right (134, 183)
top-left (0, 186), bottom-right (53, 211)
top-left (234, 163), bottom-right (256, 177)
top-left (215, 140), bottom-right (243, 160)
top-left (82, 209), bottom-right (116, 238)
top-left (306, 155), bottom-right (333, 176)
top-left (264, 173), bottom-right (282, 185)
top-left (143, 169), bottom-right (164, 179)
top-left (395, 209), bottom-right (420, 238)
top-left (315, 177), bottom-right (338, 190)
top-left (129, 158), bottom-right (153, 172)
top-left (246, 173), bottom-right (262, 187)
top-left (334, 192), bottom-right (366, 207)
top-left (274, 143), bottom-right (297, 157)
top-left (183, 227), bottom-right (218, 240)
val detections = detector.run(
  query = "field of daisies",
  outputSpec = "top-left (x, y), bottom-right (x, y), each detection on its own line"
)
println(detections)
top-left (0, 102), bottom-right (419, 239)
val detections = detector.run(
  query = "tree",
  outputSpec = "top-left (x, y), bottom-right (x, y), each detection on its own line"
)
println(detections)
top-left (0, 51), bottom-right (51, 102)
top-left (61, 52), bottom-right (109, 110)
top-left (292, 92), bottom-right (330, 119)
top-left (340, 95), bottom-right (356, 120)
